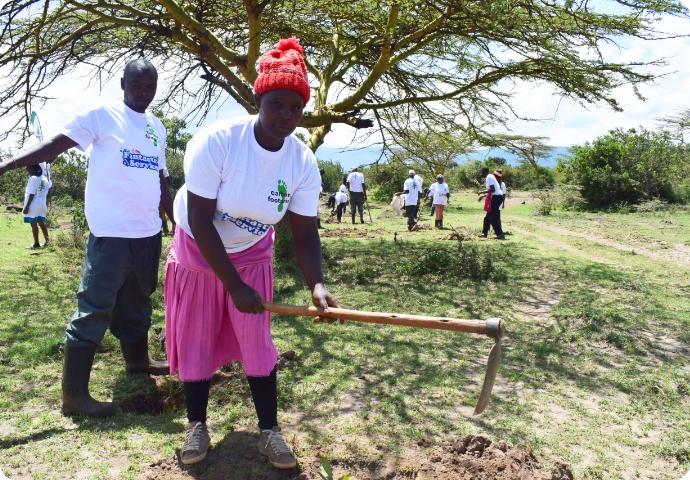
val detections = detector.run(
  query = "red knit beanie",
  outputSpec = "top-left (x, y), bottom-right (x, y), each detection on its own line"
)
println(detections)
top-left (254, 37), bottom-right (310, 104)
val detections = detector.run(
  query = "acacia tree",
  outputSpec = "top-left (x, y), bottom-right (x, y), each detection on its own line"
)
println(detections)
top-left (1, 0), bottom-right (687, 152)
top-left (387, 128), bottom-right (476, 181)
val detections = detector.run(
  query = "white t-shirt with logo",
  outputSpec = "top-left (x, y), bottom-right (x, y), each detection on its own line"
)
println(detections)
top-left (414, 174), bottom-right (423, 191)
top-left (404, 177), bottom-right (420, 205)
top-left (174, 116), bottom-right (321, 253)
top-left (61, 101), bottom-right (167, 238)
top-left (485, 174), bottom-right (502, 195)
top-left (23, 175), bottom-right (51, 218)
top-left (334, 191), bottom-right (348, 205)
top-left (429, 182), bottom-right (450, 205)
top-left (347, 172), bottom-right (365, 192)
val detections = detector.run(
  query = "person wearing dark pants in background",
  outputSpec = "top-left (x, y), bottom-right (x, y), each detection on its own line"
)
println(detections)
top-left (0, 59), bottom-right (174, 418)
top-left (334, 185), bottom-right (348, 223)
top-left (396, 170), bottom-right (421, 231)
top-left (479, 167), bottom-right (505, 239)
top-left (346, 167), bottom-right (366, 224)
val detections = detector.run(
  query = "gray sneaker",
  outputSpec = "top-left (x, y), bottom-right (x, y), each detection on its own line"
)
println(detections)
top-left (180, 421), bottom-right (211, 465)
top-left (258, 426), bottom-right (297, 469)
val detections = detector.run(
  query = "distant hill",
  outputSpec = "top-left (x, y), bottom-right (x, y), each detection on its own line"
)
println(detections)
top-left (316, 145), bottom-right (572, 171)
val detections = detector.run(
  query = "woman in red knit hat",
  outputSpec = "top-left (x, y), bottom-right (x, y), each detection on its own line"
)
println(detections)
top-left (164, 37), bottom-right (337, 469)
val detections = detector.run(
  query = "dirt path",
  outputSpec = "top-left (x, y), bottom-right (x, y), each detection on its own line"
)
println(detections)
top-left (509, 224), bottom-right (619, 267)
top-left (515, 217), bottom-right (690, 268)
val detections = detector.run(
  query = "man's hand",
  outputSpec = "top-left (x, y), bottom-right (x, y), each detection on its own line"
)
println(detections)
top-left (311, 283), bottom-right (341, 323)
top-left (22, 207), bottom-right (28, 214)
top-left (227, 281), bottom-right (265, 314)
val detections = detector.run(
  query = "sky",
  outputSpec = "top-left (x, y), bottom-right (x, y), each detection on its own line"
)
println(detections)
top-left (3, 1), bottom-right (690, 154)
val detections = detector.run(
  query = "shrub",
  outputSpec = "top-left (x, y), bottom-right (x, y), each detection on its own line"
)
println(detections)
top-left (317, 159), bottom-right (345, 193)
top-left (532, 189), bottom-right (556, 216)
top-left (446, 159), bottom-right (555, 191)
top-left (49, 150), bottom-right (88, 201)
top-left (396, 241), bottom-right (495, 281)
top-left (556, 184), bottom-right (587, 211)
top-left (633, 198), bottom-right (670, 213)
top-left (560, 128), bottom-right (690, 207)
top-left (364, 162), bottom-right (408, 201)
top-left (0, 167), bottom-right (25, 204)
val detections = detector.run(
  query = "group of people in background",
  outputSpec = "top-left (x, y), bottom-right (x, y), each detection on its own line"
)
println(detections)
top-left (391, 170), bottom-right (450, 231)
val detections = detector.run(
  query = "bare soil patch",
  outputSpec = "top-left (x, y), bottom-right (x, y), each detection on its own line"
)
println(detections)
top-left (139, 434), bottom-right (572, 480)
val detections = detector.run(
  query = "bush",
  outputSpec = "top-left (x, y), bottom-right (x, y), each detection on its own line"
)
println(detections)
top-left (556, 184), bottom-right (587, 211)
top-left (49, 150), bottom-right (88, 201)
top-left (0, 167), bottom-right (25, 204)
top-left (396, 241), bottom-right (495, 281)
top-left (532, 189), bottom-right (556, 216)
top-left (364, 162), bottom-right (408, 201)
top-left (633, 198), bottom-right (670, 213)
top-left (166, 150), bottom-right (185, 197)
top-left (446, 159), bottom-right (555, 191)
top-left (560, 128), bottom-right (690, 207)
top-left (317, 159), bottom-right (346, 193)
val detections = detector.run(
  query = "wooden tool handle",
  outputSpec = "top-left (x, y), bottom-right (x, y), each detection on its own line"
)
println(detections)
top-left (264, 302), bottom-right (504, 337)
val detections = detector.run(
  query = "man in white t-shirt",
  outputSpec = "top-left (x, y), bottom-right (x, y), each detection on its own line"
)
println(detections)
top-left (346, 167), bottom-right (367, 224)
top-left (334, 185), bottom-right (349, 223)
top-left (479, 167), bottom-right (505, 239)
top-left (0, 59), bottom-right (175, 417)
top-left (396, 170), bottom-right (422, 231)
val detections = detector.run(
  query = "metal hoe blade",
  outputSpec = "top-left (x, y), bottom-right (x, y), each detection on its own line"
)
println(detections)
top-left (473, 319), bottom-right (504, 415)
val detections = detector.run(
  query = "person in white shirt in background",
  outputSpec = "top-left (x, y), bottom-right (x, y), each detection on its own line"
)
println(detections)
top-left (428, 174), bottom-right (450, 229)
top-left (496, 169), bottom-right (507, 210)
top-left (346, 167), bottom-right (367, 224)
top-left (478, 167), bottom-right (505, 239)
top-left (334, 184), bottom-right (349, 222)
top-left (22, 164), bottom-right (51, 248)
top-left (0, 59), bottom-right (174, 418)
top-left (396, 169), bottom-right (422, 231)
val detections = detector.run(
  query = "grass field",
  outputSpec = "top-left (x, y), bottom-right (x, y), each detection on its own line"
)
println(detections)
top-left (0, 191), bottom-right (688, 479)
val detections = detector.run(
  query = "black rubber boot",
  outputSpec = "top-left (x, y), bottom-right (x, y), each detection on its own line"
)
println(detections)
top-left (439, 219), bottom-right (443, 229)
top-left (121, 335), bottom-right (169, 375)
top-left (62, 346), bottom-right (117, 417)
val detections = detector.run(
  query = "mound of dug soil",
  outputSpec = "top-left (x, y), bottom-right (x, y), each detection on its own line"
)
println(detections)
top-left (414, 434), bottom-right (573, 480)
top-left (139, 434), bottom-right (572, 480)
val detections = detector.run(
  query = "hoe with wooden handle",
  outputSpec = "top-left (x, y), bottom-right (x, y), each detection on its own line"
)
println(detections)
top-left (263, 302), bottom-right (504, 415)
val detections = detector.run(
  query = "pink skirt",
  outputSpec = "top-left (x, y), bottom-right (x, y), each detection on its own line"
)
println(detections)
top-left (164, 229), bottom-right (277, 381)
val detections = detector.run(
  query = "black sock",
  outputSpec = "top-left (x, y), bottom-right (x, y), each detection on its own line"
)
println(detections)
top-left (184, 380), bottom-right (210, 423)
top-left (247, 368), bottom-right (278, 430)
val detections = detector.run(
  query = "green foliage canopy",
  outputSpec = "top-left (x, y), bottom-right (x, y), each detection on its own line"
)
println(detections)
top-left (561, 128), bottom-right (690, 207)
top-left (1, 0), bottom-right (688, 152)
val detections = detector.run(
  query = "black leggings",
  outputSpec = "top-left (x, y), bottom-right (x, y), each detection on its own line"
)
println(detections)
top-left (185, 368), bottom-right (278, 430)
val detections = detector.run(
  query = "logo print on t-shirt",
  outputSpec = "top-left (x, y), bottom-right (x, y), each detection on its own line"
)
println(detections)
top-left (277, 180), bottom-right (288, 212)
top-left (145, 124), bottom-right (159, 147)
top-left (268, 180), bottom-right (291, 211)
top-left (121, 148), bottom-right (159, 171)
